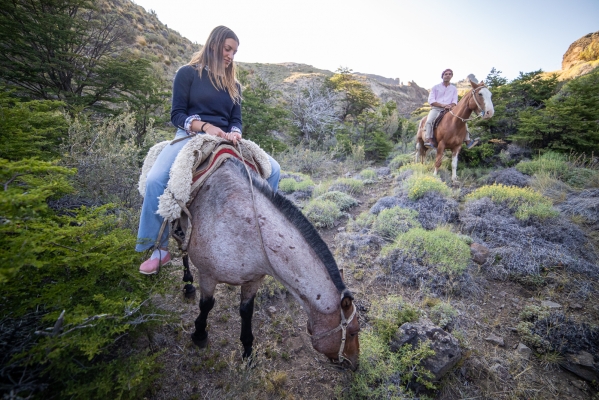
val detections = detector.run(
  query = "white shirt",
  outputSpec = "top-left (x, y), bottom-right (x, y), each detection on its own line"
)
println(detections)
top-left (428, 82), bottom-right (458, 106)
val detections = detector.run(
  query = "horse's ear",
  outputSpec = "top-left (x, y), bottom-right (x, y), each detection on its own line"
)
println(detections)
top-left (469, 79), bottom-right (478, 88)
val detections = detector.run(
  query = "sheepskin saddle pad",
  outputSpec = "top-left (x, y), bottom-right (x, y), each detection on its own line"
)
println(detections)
top-left (138, 134), bottom-right (272, 221)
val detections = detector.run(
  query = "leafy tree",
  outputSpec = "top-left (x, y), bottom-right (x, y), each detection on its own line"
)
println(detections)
top-left (0, 0), bottom-right (159, 116)
top-left (473, 69), bottom-right (559, 140)
top-left (516, 68), bottom-right (599, 153)
top-left (0, 88), bottom-right (67, 160)
top-left (326, 67), bottom-right (380, 121)
top-left (485, 67), bottom-right (508, 89)
top-left (238, 70), bottom-right (288, 153)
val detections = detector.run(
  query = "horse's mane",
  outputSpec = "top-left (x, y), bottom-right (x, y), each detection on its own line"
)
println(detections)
top-left (228, 159), bottom-right (350, 297)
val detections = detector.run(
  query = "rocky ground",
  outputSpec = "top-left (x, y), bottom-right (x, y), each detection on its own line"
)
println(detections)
top-left (145, 166), bottom-right (599, 400)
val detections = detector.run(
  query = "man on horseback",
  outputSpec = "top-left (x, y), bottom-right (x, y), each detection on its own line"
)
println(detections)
top-left (423, 69), bottom-right (479, 149)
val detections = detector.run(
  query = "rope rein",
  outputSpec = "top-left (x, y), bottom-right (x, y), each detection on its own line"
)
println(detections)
top-left (235, 141), bottom-right (275, 272)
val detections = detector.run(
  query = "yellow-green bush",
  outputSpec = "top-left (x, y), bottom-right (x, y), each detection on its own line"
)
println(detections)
top-left (466, 184), bottom-right (559, 220)
top-left (381, 227), bottom-right (471, 275)
top-left (302, 199), bottom-right (342, 228)
top-left (347, 211), bottom-right (376, 232)
top-left (404, 174), bottom-right (451, 200)
top-left (372, 207), bottom-right (421, 241)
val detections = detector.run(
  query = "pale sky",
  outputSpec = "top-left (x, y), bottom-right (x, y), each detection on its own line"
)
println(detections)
top-left (132, 0), bottom-right (598, 88)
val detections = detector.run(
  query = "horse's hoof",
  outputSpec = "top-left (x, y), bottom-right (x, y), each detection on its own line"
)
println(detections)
top-left (191, 332), bottom-right (208, 348)
top-left (183, 284), bottom-right (196, 300)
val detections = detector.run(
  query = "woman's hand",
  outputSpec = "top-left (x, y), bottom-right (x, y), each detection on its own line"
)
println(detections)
top-left (203, 123), bottom-right (241, 145)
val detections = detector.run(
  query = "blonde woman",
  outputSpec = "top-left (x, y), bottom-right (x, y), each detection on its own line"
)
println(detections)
top-left (137, 26), bottom-right (281, 274)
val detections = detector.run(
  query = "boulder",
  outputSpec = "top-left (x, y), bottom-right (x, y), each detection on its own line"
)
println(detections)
top-left (470, 243), bottom-right (490, 265)
top-left (389, 318), bottom-right (461, 381)
top-left (485, 333), bottom-right (505, 347)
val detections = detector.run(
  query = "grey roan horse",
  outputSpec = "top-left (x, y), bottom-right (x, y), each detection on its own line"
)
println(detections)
top-left (179, 158), bottom-right (360, 369)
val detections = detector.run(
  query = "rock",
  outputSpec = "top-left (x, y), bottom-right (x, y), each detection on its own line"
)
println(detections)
top-left (485, 333), bottom-right (505, 347)
top-left (337, 227), bottom-right (346, 232)
top-left (470, 243), bottom-right (490, 265)
top-left (516, 343), bottom-right (532, 359)
top-left (267, 306), bottom-right (277, 316)
top-left (571, 379), bottom-right (588, 391)
top-left (389, 318), bottom-right (461, 381)
top-left (567, 351), bottom-right (595, 367)
top-left (489, 363), bottom-right (511, 381)
top-left (562, 31), bottom-right (599, 70)
top-left (560, 361), bottom-right (599, 383)
top-left (570, 303), bottom-right (583, 310)
top-left (541, 300), bottom-right (562, 309)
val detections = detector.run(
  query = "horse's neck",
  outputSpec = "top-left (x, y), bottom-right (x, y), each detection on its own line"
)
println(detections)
top-left (259, 204), bottom-right (341, 327)
top-left (452, 93), bottom-right (475, 121)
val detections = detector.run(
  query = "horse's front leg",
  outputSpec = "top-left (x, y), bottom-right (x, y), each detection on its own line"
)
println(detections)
top-left (191, 279), bottom-right (217, 348)
top-left (451, 149), bottom-right (460, 182)
top-left (239, 279), bottom-right (263, 359)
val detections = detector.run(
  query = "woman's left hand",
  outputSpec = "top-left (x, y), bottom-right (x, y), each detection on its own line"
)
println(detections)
top-left (222, 131), bottom-right (241, 145)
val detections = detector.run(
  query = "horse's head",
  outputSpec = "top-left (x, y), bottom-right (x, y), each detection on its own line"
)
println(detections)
top-left (308, 291), bottom-right (360, 370)
top-left (469, 80), bottom-right (494, 119)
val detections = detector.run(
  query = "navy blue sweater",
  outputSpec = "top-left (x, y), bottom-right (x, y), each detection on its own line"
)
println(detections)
top-left (170, 65), bottom-right (242, 133)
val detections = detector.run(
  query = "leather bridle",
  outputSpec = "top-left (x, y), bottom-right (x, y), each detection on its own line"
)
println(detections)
top-left (449, 84), bottom-right (488, 123)
top-left (307, 297), bottom-right (358, 366)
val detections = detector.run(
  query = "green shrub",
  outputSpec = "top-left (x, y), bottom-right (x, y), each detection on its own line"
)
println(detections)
top-left (303, 199), bottom-right (342, 228)
top-left (359, 168), bottom-right (377, 181)
top-left (388, 153), bottom-right (414, 170)
top-left (278, 176), bottom-right (315, 193)
top-left (348, 332), bottom-right (436, 398)
top-left (381, 227), bottom-right (471, 275)
top-left (398, 162), bottom-right (429, 175)
top-left (372, 207), bottom-right (421, 241)
top-left (369, 295), bottom-right (420, 343)
top-left (466, 184), bottom-right (559, 220)
top-left (329, 177), bottom-right (364, 195)
top-left (516, 151), bottom-right (599, 188)
top-left (403, 174), bottom-right (451, 200)
top-left (315, 191), bottom-right (358, 211)
top-left (0, 159), bottom-right (166, 398)
top-left (0, 90), bottom-right (67, 161)
top-left (347, 211), bottom-right (377, 232)
top-left (429, 302), bottom-right (457, 329)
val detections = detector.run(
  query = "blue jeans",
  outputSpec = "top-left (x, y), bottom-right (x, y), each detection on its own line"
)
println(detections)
top-left (136, 129), bottom-right (281, 251)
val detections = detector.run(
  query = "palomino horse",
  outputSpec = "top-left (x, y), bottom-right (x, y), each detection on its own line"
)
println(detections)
top-left (416, 80), bottom-right (494, 181)
top-left (180, 158), bottom-right (360, 369)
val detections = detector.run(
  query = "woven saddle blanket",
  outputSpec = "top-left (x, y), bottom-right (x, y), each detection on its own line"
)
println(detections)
top-left (138, 134), bottom-right (272, 221)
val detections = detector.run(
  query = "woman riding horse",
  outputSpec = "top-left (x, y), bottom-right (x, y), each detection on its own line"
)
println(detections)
top-left (136, 26), bottom-right (281, 274)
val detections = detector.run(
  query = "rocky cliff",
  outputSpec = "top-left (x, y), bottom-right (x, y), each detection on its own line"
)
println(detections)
top-left (556, 30), bottom-right (599, 80)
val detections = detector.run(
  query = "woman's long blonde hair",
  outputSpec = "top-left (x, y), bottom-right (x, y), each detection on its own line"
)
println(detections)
top-left (188, 26), bottom-right (241, 103)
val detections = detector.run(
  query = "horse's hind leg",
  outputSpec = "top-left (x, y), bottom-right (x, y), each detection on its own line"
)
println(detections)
top-left (239, 280), bottom-right (263, 359)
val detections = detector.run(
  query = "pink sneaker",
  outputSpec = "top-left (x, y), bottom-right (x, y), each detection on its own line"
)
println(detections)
top-left (139, 250), bottom-right (171, 275)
